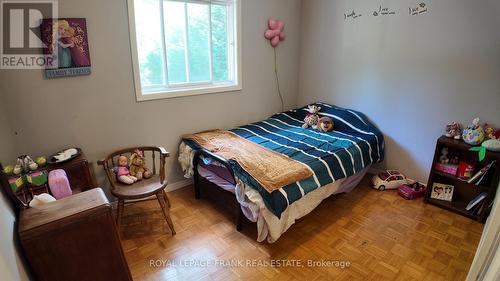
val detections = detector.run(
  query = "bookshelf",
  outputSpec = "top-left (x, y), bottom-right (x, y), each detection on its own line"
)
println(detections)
top-left (425, 136), bottom-right (500, 223)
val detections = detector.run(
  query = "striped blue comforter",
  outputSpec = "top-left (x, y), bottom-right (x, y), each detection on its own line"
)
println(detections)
top-left (188, 103), bottom-right (384, 218)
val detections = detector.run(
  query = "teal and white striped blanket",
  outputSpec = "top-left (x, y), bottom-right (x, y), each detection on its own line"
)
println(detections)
top-left (186, 103), bottom-right (384, 218)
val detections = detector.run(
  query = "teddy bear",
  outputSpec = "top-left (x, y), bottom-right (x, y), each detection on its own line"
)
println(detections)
top-left (129, 149), bottom-right (153, 180)
top-left (303, 104), bottom-right (321, 129)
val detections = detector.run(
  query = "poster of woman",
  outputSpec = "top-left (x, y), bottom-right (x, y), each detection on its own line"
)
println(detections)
top-left (40, 18), bottom-right (91, 78)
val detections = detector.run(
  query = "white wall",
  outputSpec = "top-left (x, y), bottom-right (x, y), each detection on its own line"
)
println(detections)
top-left (297, 0), bottom-right (500, 181)
top-left (0, 0), bottom-right (302, 186)
top-left (0, 100), bottom-right (30, 281)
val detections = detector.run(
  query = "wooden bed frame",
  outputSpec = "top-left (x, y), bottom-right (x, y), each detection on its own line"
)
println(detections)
top-left (192, 148), bottom-right (248, 231)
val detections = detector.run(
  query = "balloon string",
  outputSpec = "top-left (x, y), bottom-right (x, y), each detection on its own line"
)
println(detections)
top-left (274, 47), bottom-right (285, 112)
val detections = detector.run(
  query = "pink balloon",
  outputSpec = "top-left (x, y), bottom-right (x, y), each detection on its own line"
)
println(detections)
top-left (268, 19), bottom-right (278, 30)
top-left (271, 36), bottom-right (280, 47)
top-left (264, 18), bottom-right (285, 47)
top-left (276, 20), bottom-right (285, 31)
top-left (279, 31), bottom-right (285, 41)
top-left (264, 29), bottom-right (275, 40)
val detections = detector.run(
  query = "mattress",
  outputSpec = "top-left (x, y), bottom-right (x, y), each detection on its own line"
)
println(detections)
top-left (182, 103), bottom-right (384, 218)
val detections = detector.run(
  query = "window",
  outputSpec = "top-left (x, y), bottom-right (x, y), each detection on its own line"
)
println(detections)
top-left (128, 0), bottom-right (241, 101)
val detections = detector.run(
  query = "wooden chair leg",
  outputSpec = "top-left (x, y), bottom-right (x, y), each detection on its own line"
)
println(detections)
top-left (163, 190), bottom-right (171, 209)
top-left (156, 192), bottom-right (176, 235)
top-left (116, 199), bottom-right (124, 228)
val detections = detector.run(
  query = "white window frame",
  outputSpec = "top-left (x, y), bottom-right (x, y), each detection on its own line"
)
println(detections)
top-left (127, 0), bottom-right (242, 102)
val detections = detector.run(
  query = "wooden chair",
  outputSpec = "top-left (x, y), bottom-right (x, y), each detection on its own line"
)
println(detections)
top-left (98, 146), bottom-right (175, 235)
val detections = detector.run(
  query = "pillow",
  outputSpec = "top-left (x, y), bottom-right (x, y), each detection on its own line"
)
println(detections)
top-left (482, 139), bottom-right (500, 152)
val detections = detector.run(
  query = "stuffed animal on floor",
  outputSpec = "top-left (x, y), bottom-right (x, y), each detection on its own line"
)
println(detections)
top-left (303, 104), bottom-right (321, 129)
top-left (317, 117), bottom-right (334, 132)
top-left (129, 149), bottom-right (152, 180)
top-left (114, 155), bottom-right (138, 185)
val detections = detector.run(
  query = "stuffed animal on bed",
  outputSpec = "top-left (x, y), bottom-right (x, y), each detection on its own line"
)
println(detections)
top-left (317, 117), bottom-right (334, 132)
top-left (129, 149), bottom-right (152, 180)
top-left (303, 104), bottom-right (321, 129)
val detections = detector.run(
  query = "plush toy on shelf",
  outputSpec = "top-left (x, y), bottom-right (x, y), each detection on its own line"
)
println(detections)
top-left (462, 118), bottom-right (485, 145)
top-left (484, 124), bottom-right (497, 140)
top-left (3, 165), bottom-right (14, 175)
top-left (303, 104), bottom-right (321, 129)
top-left (16, 155), bottom-right (38, 174)
top-left (114, 155), bottom-right (137, 185)
top-left (317, 117), bottom-right (334, 132)
top-left (445, 122), bottom-right (461, 139)
top-left (129, 149), bottom-right (152, 181)
top-left (438, 147), bottom-right (449, 164)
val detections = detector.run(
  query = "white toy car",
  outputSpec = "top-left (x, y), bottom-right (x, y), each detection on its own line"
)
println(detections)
top-left (371, 170), bottom-right (409, 191)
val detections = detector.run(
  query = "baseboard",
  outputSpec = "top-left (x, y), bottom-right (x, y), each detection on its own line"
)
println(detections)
top-left (166, 178), bottom-right (193, 192)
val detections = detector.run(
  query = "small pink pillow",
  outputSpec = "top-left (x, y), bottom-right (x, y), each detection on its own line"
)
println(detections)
top-left (48, 169), bottom-right (72, 199)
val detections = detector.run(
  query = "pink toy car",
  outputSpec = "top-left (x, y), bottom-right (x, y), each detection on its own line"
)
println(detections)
top-left (398, 182), bottom-right (427, 200)
top-left (371, 170), bottom-right (409, 191)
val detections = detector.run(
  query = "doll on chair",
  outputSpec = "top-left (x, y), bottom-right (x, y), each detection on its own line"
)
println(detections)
top-left (114, 155), bottom-right (138, 185)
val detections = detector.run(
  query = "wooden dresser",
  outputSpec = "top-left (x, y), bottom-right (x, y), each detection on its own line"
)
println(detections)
top-left (18, 188), bottom-right (132, 281)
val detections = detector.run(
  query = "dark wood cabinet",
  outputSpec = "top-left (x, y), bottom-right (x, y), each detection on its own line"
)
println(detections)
top-left (18, 188), bottom-right (132, 281)
top-left (425, 136), bottom-right (500, 222)
top-left (44, 152), bottom-right (97, 193)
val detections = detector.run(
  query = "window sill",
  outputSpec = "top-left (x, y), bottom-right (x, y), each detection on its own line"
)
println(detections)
top-left (136, 84), bottom-right (242, 102)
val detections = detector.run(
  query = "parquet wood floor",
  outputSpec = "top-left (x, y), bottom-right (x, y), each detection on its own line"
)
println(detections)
top-left (120, 177), bottom-right (484, 281)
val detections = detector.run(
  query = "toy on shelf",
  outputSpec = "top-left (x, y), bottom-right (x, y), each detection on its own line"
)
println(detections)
top-left (113, 155), bottom-right (137, 185)
top-left (483, 124), bottom-right (497, 140)
top-left (445, 122), bottom-right (462, 139)
top-left (482, 139), bottom-right (500, 152)
top-left (371, 170), bottom-right (409, 191)
top-left (457, 160), bottom-right (475, 180)
top-left (3, 165), bottom-right (14, 175)
top-left (35, 156), bottom-right (47, 167)
top-left (129, 149), bottom-right (152, 180)
top-left (462, 118), bottom-right (485, 145)
top-left (438, 147), bottom-right (449, 164)
top-left (49, 148), bottom-right (80, 164)
top-left (302, 104), bottom-right (321, 129)
top-left (398, 182), bottom-right (427, 200)
top-left (16, 155), bottom-right (38, 174)
top-left (435, 147), bottom-right (459, 175)
top-left (317, 117), bottom-right (334, 132)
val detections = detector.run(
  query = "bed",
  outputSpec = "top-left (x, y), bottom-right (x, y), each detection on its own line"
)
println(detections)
top-left (178, 102), bottom-right (384, 242)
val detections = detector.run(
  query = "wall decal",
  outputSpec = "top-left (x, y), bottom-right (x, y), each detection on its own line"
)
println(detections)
top-left (409, 3), bottom-right (428, 16)
top-left (344, 10), bottom-right (362, 20)
top-left (373, 6), bottom-right (396, 16)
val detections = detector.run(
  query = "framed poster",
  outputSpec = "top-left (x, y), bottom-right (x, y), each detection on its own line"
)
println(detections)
top-left (40, 18), bottom-right (91, 78)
